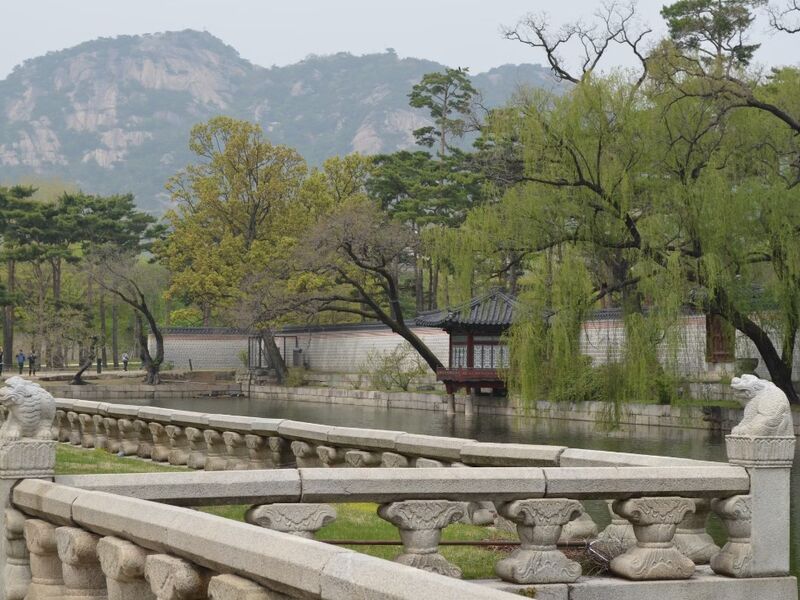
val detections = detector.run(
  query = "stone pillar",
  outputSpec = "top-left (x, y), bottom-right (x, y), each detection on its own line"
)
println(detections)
top-left (315, 445), bottom-right (347, 468)
top-left (415, 457), bottom-right (445, 468)
top-left (289, 441), bottom-right (321, 468)
top-left (67, 412), bottom-right (81, 445)
top-left (495, 499), bottom-right (582, 584)
top-left (78, 414), bottom-right (96, 448)
top-left (221, 432), bottom-right (249, 470)
top-left (184, 428), bottom-right (207, 470)
top-left (208, 574), bottom-right (288, 600)
top-left (134, 421), bottom-right (152, 459)
top-left (102, 419), bottom-right (121, 455)
top-left (445, 393), bottom-right (455, 417)
top-left (116, 420), bottom-right (139, 456)
top-left (381, 452), bottom-right (411, 468)
top-left (267, 437), bottom-right (294, 468)
top-left (558, 507), bottom-right (598, 544)
top-left (722, 434), bottom-right (795, 576)
top-left (710, 495), bottom-right (752, 577)
top-left (377, 500), bottom-right (467, 578)
top-left (97, 536), bottom-right (155, 600)
top-left (345, 450), bottom-right (382, 468)
top-left (673, 498), bottom-right (719, 564)
top-left (596, 499), bottom-right (636, 552)
top-left (55, 527), bottom-right (107, 599)
top-left (245, 504), bottom-right (336, 539)
top-left (609, 497), bottom-right (696, 580)
top-left (202, 430), bottom-right (227, 471)
top-left (464, 390), bottom-right (475, 418)
top-left (24, 519), bottom-right (64, 599)
top-left (4, 509), bottom-right (30, 600)
top-left (244, 435), bottom-right (272, 470)
top-left (144, 554), bottom-right (209, 600)
top-left (92, 415), bottom-right (107, 451)
top-left (55, 411), bottom-right (69, 443)
top-left (165, 426), bottom-right (189, 466)
top-left (148, 423), bottom-right (170, 463)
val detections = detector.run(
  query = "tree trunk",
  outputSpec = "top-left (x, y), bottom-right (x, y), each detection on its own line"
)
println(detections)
top-left (414, 252), bottom-right (424, 313)
top-left (111, 300), bottom-right (119, 367)
top-left (261, 329), bottom-right (288, 383)
top-left (202, 303), bottom-right (211, 327)
top-left (3, 259), bottom-right (14, 368)
top-left (99, 291), bottom-right (108, 367)
top-left (71, 337), bottom-right (97, 385)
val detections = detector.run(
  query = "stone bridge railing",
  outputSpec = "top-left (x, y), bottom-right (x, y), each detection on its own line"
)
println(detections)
top-left (0, 395), bottom-right (793, 598)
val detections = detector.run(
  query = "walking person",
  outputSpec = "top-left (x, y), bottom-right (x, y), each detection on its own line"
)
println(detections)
top-left (28, 350), bottom-right (37, 376)
top-left (15, 350), bottom-right (25, 375)
top-left (121, 352), bottom-right (129, 372)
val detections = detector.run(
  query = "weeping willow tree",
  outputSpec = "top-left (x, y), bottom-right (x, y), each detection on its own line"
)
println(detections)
top-left (435, 56), bottom-right (800, 406)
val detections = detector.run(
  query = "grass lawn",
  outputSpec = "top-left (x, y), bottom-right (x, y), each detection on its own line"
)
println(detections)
top-left (55, 444), bottom-right (514, 579)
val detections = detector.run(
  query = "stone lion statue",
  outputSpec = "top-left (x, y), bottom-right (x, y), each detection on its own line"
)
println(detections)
top-left (730, 374), bottom-right (794, 437)
top-left (0, 376), bottom-right (56, 441)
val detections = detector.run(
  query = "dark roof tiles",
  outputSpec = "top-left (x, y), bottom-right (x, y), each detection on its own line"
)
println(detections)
top-left (415, 289), bottom-right (517, 328)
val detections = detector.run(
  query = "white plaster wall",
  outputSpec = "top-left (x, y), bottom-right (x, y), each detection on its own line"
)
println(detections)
top-left (152, 334), bottom-right (249, 370)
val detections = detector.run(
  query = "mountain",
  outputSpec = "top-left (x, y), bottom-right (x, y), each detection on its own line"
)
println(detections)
top-left (0, 30), bottom-right (557, 212)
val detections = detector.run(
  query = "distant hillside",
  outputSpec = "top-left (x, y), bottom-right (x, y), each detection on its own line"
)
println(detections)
top-left (0, 30), bottom-right (557, 212)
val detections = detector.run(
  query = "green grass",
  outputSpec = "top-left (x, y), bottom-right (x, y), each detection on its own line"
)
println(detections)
top-left (56, 444), bottom-right (515, 580)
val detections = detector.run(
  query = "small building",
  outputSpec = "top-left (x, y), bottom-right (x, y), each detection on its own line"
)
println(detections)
top-left (415, 289), bottom-right (516, 402)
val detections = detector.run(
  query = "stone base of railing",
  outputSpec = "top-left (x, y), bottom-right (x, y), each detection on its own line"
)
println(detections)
top-left (482, 566), bottom-right (798, 600)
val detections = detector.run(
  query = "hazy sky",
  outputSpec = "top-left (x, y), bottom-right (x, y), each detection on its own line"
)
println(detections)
top-left (1, 0), bottom-right (795, 78)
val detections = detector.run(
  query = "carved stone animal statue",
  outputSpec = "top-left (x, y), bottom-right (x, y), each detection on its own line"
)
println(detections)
top-left (0, 377), bottom-right (56, 441)
top-left (730, 374), bottom-right (794, 438)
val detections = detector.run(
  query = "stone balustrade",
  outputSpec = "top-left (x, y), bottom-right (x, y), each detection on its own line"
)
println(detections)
top-left (0, 396), bottom-right (792, 598)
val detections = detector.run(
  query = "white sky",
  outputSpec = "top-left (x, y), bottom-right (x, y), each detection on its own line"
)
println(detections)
top-left (1, 0), bottom-right (795, 78)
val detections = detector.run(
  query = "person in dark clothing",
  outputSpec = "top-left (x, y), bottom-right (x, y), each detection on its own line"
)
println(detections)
top-left (122, 352), bottom-right (129, 372)
top-left (16, 350), bottom-right (25, 375)
top-left (0, 349), bottom-right (4, 375)
top-left (28, 351), bottom-right (37, 376)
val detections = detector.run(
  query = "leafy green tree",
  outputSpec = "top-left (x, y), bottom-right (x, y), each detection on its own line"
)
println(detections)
top-left (409, 68), bottom-right (477, 157)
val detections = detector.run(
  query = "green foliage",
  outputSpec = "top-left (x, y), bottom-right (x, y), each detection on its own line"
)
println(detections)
top-left (285, 367), bottom-right (308, 387)
top-left (362, 342), bottom-right (429, 391)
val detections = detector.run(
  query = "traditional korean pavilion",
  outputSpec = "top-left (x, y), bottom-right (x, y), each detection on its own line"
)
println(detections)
top-left (415, 289), bottom-right (516, 396)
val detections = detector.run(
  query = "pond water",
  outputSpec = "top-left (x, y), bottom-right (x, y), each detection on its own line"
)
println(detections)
top-left (119, 395), bottom-right (799, 579)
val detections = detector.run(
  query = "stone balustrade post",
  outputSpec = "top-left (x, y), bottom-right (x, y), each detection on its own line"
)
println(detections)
top-left (55, 527), bottom-right (107, 599)
top-left (415, 457), bottom-right (446, 468)
top-left (345, 450), bottom-right (382, 468)
top-left (244, 435), bottom-right (271, 469)
top-left (24, 519), bottom-right (64, 599)
top-left (184, 428), bottom-right (207, 470)
top-left (116, 420), bottom-right (139, 456)
top-left (495, 499), bottom-right (582, 584)
top-left (720, 434), bottom-right (795, 576)
top-left (377, 500), bottom-right (467, 578)
top-left (609, 497), bottom-right (696, 580)
top-left (148, 423), bottom-right (171, 463)
top-left (202, 430), bottom-right (227, 471)
top-left (144, 554), bottom-right (210, 600)
top-left (67, 412), bottom-right (81, 445)
top-left (165, 426), bottom-right (190, 466)
top-left (208, 573), bottom-right (289, 600)
top-left (53, 412), bottom-right (66, 442)
top-left (78, 414), bottom-right (96, 449)
top-left (559, 506), bottom-right (598, 544)
top-left (710, 495), bottom-right (752, 577)
top-left (315, 445), bottom-right (348, 468)
top-left (97, 536), bottom-right (155, 600)
top-left (92, 415), bottom-right (107, 451)
top-left (134, 421), bottom-right (152, 459)
top-left (267, 437), bottom-right (294, 468)
top-left (289, 441), bottom-right (321, 468)
top-left (4, 509), bottom-right (30, 600)
top-left (102, 419), bottom-right (120, 455)
top-left (221, 432), bottom-right (249, 470)
top-left (381, 452), bottom-right (412, 468)
top-left (596, 499), bottom-right (636, 552)
top-left (245, 504), bottom-right (336, 539)
top-left (673, 497), bottom-right (719, 564)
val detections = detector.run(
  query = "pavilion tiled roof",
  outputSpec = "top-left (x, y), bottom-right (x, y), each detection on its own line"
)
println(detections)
top-left (415, 289), bottom-right (518, 329)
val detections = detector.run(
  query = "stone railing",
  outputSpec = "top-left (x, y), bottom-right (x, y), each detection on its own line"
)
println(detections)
top-left (0, 392), bottom-right (793, 598)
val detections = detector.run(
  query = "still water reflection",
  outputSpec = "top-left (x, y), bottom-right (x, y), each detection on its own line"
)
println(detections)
top-left (121, 395), bottom-right (798, 579)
